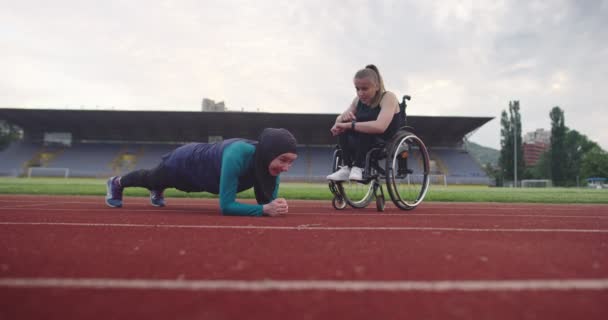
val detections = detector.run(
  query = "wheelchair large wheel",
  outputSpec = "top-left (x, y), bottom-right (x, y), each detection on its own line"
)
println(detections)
top-left (385, 132), bottom-right (430, 210)
top-left (330, 149), bottom-right (374, 209)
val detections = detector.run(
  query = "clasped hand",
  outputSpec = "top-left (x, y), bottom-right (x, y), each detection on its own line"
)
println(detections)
top-left (263, 198), bottom-right (288, 217)
top-left (331, 112), bottom-right (356, 136)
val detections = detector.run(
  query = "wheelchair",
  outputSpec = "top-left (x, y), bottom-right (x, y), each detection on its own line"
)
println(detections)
top-left (328, 95), bottom-right (430, 211)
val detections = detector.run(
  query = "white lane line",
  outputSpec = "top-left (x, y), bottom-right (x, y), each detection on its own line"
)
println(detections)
top-left (1, 277), bottom-right (607, 292)
top-left (3, 203), bottom-right (67, 208)
top-left (294, 212), bottom-right (608, 219)
top-left (1, 221), bottom-right (607, 233)
top-left (1, 198), bottom-right (607, 212)
top-left (0, 207), bottom-right (607, 219)
top-left (0, 206), bottom-right (220, 213)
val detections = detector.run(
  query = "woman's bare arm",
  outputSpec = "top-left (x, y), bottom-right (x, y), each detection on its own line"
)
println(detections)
top-left (336, 92), bottom-right (399, 134)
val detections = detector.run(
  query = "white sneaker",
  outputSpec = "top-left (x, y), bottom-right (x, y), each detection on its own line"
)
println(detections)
top-left (327, 166), bottom-right (351, 181)
top-left (349, 166), bottom-right (363, 181)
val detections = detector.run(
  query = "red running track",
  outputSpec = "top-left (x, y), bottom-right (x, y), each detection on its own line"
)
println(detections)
top-left (1, 195), bottom-right (607, 319)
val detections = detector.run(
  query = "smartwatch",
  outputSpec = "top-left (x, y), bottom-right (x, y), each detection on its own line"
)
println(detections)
top-left (351, 120), bottom-right (356, 130)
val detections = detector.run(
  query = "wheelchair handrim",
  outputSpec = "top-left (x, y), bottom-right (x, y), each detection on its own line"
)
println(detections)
top-left (387, 134), bottom-right (430, 209)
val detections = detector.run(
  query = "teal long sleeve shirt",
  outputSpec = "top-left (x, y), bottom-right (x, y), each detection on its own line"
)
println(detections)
top-left (219, 141), bottom-right (279, 216)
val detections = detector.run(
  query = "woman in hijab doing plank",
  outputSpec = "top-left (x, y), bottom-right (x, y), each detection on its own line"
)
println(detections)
top-left (105, 128), bottom-right (298, 217)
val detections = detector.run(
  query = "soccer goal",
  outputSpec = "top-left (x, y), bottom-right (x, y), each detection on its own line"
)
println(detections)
top-left (521, 179), bottom-right (553, 188)
top-left (27, 167), bottom-right (70, 178)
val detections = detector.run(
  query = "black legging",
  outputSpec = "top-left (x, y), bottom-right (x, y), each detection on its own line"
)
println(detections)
top-left (338, 131), bottom-right (384, 168)
top-left (120, 164), bottom-right (173, 191)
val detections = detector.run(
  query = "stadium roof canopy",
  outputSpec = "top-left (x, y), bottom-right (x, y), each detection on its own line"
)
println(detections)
top-left (0, 109), bottom-right (493, 147)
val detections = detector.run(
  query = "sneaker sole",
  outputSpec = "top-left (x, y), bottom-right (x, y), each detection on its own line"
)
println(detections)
top-left (150, 197), bottom-right (165, 207)
top-left (105, 200), bottom-right (122, 208)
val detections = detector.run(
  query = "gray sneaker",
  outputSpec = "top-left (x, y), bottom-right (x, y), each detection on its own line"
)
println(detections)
top-left (150, 189), bottom-right (165, 207)
top-left (105, 176), bottom-right (123, 208)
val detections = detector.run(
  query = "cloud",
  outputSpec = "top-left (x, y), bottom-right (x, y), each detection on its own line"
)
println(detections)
top-left (1, 0), bottom-right (607, 150)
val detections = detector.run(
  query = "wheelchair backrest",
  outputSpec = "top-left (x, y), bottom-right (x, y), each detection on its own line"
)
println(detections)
top-left (399, 95), bottom-right (411, 126)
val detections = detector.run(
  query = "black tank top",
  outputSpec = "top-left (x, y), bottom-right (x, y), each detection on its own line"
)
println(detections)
top-left (355, 92), bottom-right (402, 140)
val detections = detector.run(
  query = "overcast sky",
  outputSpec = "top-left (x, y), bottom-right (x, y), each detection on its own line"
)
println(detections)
top-left (2, 0), bottom-right (607, 150)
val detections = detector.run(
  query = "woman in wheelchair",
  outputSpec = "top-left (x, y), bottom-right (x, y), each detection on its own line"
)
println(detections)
top-left (327, 64), bottom-right (403, 181)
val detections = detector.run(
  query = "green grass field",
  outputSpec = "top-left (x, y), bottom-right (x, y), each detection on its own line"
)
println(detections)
top-left (0, 177), bottom-right (607, 204)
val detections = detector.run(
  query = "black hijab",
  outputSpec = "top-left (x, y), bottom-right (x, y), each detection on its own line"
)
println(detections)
top-left (253, 128), bottom-right (297, 204)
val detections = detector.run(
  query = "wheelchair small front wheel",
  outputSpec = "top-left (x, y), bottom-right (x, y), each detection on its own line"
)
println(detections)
top-left (385, 132), bottom-right (430, 210)
top-left (375, 194), bottom-right (385, 212)
top-left (332, 196), bottom-right (347, 210)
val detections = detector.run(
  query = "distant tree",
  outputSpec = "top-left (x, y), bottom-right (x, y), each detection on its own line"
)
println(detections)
top-left (498, 101), bottom-right (524, 186)
top-left (498, 110), bottom-right (510, 186)
top-left (530, 150), bottom-right (551, 179)
top-left (563, 130), bottom-right (598, 186)
top-left (0, 120), bottom-right (21, 151)
top-left (580, 146), bottom-right (608, 180)
top-left (504, 104), bottom-right (607, 187)
top-left (544, 107), bottom-right (605, 186)
top-left (549, 107), bottom-right (567, 186)
top-left (511, 101), bottom-right (525, 181)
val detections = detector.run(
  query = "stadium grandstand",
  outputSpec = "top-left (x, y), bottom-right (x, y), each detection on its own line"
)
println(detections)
top-left (0, 108), bottom-right (493, 185)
